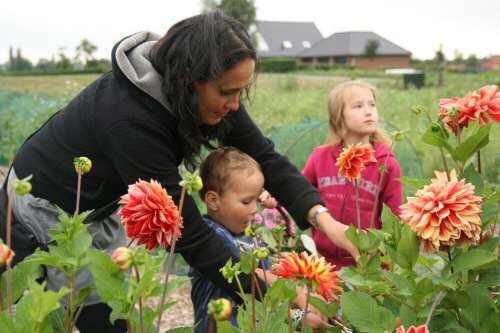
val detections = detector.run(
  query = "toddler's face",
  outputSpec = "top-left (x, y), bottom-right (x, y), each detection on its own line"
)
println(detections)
top-left (342, 86), bottom-right (378, 137)
top-left (215, 168), bottom-right (264, 234)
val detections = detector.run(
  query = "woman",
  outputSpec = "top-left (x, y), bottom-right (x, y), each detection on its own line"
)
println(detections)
top-left (0, 11), bottom-right (357, 332)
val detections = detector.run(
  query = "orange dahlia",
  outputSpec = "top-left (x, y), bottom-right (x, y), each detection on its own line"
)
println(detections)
top-left (119, 179), bottom-right (183, 250)
top-left (336, 143), bottom-right (376, 182)
top-left (439, 84), bottom-right (500, 135)
top-left (271, 251), bottom-right (342, 300)
top-left (400, 170), bottom-right (481, 252)
top-left (396, 324), bottom-right (429, 333)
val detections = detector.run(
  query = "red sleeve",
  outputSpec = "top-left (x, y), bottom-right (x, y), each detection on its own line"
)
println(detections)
top-left (302, 151), bottom-right (318, 187)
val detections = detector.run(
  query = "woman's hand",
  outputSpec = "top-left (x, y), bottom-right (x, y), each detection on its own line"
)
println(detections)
top-left (307, 205), bottom-right (360, 261)
top-left (258, 190), bottom-right (278, 208)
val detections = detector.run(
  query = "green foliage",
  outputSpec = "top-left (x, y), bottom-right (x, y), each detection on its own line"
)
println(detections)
top-left (257, 58), bottom-right (297, 73)
top-left (341, 291), bottom-right (396, 333)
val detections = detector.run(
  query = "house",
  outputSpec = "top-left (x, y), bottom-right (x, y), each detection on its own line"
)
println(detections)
top-left (299, 31), bottom-right (411, 69)
top-left (255, 20), bottom-right (412, 69)
top-left (482, 55), bottom-right (500, 71)
top-left (255, 21), bottom-right (323, 58)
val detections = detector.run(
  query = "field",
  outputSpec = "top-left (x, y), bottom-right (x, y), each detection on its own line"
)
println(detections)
top-left (1, 70), bottom-right (499, 183)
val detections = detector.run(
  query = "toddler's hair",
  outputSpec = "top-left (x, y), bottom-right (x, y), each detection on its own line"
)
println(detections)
top-left (326, 80), bottom-right (391, 146)
top-left (199, 147), bottom-right (262, 198)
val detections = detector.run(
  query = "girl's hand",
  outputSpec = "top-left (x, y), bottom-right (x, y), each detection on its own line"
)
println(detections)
top-left (307, 205), bottom-right (360, 261)
top-left (258, 190), bottom-right (278, 208)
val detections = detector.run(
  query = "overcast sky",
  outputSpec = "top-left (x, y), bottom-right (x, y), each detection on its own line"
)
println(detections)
top-left (1, 0), bottom-right (499, 64)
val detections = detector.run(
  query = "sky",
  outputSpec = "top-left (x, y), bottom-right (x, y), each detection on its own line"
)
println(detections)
top-left (1, 0), bottom-right (499, 64)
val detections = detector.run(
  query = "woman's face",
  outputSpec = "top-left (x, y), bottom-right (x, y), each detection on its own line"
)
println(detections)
top-left (195, 57), bottom-right (255, 125)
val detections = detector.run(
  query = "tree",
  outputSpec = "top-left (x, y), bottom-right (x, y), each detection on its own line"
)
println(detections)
top-left (434, 44), bottom-right (446, 86)
top-left (465, 54), bottom-right (479, 71)
top-left (364, 39), bottom-right (380, 59)
top-left (75, 38), bottom-right (98, 69)
top-left (55, 47), bottom-right (72, 70)
top-left (202, 0), bottom-right (256, 32)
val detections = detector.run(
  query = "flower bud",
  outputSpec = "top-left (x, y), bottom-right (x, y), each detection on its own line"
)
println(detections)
top-left (391, 131), bottom-right (405, 142)
top-left (447, 107), bottom-right (459, 117)
top-left (74, 157), bottom-right (92, 174)
top-left (179, 169), bottom-right (203, 194)
top-left (0, 243), bottom-right (14, 266)
top-left (13, 176), bottom-right (32, 196)
top-left (254, 247), bottom-right (270, 260)
top-left (207, 298), bottom-right (232, 321)
top-left (430, 123), bottom-right (441, 132)
top-left (410, 105), bottom-right (424, 115)
top-left (244, 224), bottom-right (256, 238)
top-left (111, 247), bottom-right (133, 271)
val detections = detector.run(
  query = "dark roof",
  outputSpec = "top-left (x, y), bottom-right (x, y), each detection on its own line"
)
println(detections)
top-left (300, 31), bottom-right (411, 57)
top-left (256, 21), bottom-right (323, 57)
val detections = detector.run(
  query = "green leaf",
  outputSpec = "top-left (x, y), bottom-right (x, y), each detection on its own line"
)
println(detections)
top-left (481, 201), bottom-right (498, 227)
top-left (464, 164), bottom-right (484, 194)
top-left (166, 327), bottom-right (195, 333)
top-left (453, 124), bottom-right (491, 162)
top-left (341, 291), bottom-right (396, 333)
top-left (0, 258), bottom-right (42, 305)
top-left (381, 205), bottom-right (401, 245)
top-left (216, 320), bottom-right (240, 333)
top-left (265, 279), bottom-right (297, 308)
top-left (239, 251), bottom-right (255, 274)
top-left (398, 303), bottom-right (417, 327)
top-left (422, 126), bottom-right (454, 155)
top-left (16, 280), bottom-right (68, 326)
top-left (396, 224), bottom-right (419, 270)
top-left (399, 176), bottom-right (429, 190)
top-left (453, 249), bottom-right (497, 273)
top-left (260, 228), bottom-right (278, 250)
top-left (382, 271), bottom-right (413, 296)
top-left (87, 249), bottom-right (129, 321)
top-left (461, 284), bottom-right (498, 332)
top-left (309, 295), bottom-right (339, 318)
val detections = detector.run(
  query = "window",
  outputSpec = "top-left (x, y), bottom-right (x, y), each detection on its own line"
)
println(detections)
top-left (334, 56), bottom-right (347, 64)
top-left (317, 57), bottom-right (330, 64)
top-left (282, 40), bottom-right (293, 49)
top-left (302, 57), bottom-right (313, 63)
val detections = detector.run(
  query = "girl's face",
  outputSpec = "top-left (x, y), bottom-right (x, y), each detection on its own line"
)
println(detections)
top-left (195, 57), bottom-right (255, 125)
top-left (342, 86), bottom-right (378, 141)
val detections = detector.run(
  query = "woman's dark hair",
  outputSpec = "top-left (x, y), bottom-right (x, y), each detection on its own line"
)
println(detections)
top-left (150, 10), bottom-right (256, 170)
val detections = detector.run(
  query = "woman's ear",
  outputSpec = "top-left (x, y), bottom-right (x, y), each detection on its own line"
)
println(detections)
top-left (204, 190), bottom-right (220, 211)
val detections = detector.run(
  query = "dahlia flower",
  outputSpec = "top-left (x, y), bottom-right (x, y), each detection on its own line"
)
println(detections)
top-left (400, 170), bottom-right (481, 252)
top-left (271, 251), bottom-right (342, 300)
top-left (0, 243), bottom-right (14, 266)
top-left (439, 84), bottom-right (500, 135)
top-left (336, 143), bottom-right (376, 182)
top-left (119, 179), bottom-right (183, 250)
top-left (396, 324), bottom-right (429, 333)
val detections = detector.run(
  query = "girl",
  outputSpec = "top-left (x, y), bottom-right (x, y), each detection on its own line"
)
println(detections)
top-left (302, 80), bottom-right (403, 268)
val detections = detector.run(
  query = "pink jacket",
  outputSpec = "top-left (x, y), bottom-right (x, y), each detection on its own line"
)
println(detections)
top-left (302, 143), bottom-right (403, 268)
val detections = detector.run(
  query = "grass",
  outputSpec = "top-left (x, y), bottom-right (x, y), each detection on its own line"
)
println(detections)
top-left (0, 70), bottom-right (499, 182)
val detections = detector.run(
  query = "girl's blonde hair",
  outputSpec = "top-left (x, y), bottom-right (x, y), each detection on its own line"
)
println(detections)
top-left (326, 80), bottom-right (391, 146)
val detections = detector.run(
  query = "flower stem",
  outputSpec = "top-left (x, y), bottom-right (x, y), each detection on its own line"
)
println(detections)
top-left (369, 142), bottom-right (394, 229)
top-left (5, 191), bottom-right (13, 316)
top-left (287, 302), bottom-right (293, 333)
top-left (425, 290), bottom-right (446, 326)
top-left (156, 187), bottom-right (185, 333)
top-left (251, 259), bottom-right (256, 333)
top-left (354, 181), bottom-right (361, 229)
top-left (134, 266), bottom-right (145, 333)
top-left (476, 150), bottom-right (482, 174)
top-left (424, 110), bottom-right (450, 180)
top-left (74, 173), bottom-right (82, 216)
top-left (300, 286), bottom-right (311, 333)
top-left (65, 272), bottom-right (75, 333)
top-left (447, 248), bottom-right (454, 274)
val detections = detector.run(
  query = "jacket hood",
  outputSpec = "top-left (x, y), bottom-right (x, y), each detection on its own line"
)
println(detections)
top-left (112, 31), bottom-right (171, 112)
